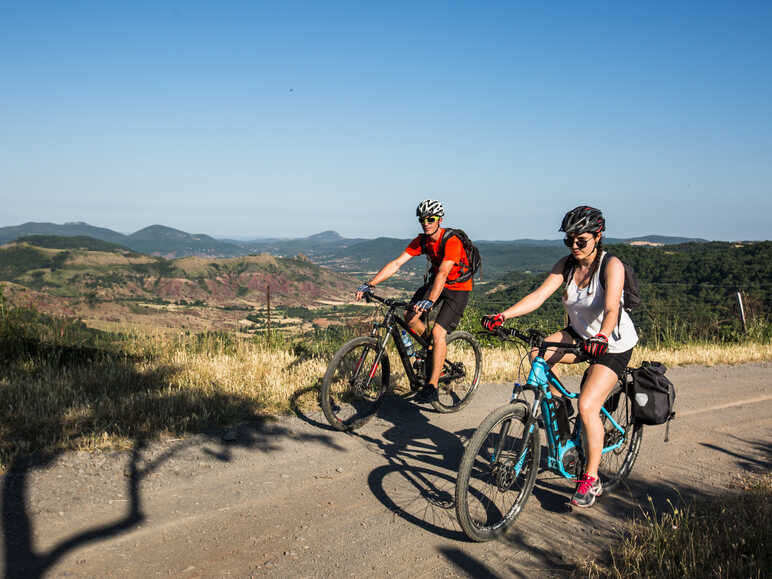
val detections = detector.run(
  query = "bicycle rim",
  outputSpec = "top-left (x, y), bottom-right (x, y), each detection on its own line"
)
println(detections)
top-left (321, 338), bottom-right (388, 431)
top-left (456, 404), bottom-right (540, 541)
top-left (431, 331), bottom-right (482, 413)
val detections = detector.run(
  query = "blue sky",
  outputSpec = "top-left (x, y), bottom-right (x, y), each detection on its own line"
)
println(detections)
top-left (2, 1), bottom-right (770, 241)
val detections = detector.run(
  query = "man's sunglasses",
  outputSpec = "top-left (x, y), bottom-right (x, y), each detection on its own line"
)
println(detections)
top-left (563, 236), bottom-right (591, 249)
top-left (419, 216), bottom-right (440, 224)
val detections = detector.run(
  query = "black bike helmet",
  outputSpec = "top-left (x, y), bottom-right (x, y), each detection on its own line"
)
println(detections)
top-left (559, 205), bottom-right (606, 235)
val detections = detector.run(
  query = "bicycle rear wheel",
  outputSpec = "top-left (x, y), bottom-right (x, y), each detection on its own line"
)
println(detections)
top-left (598, 381), bottom-right (643, 491)
top-left (455, 403), bottom-right (540, 542)
top-left (431, 331), bottom-right (482, 413)
top-left (320, 337), bottom-right (390, 431)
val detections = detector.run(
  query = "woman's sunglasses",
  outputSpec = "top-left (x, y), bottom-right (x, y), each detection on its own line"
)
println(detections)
top-left (563, 236), bottom-right (592, 249)
top-left (419, 216), bottom-right (440, 224)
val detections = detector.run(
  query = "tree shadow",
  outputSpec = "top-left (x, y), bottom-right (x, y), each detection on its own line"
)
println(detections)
top-left (288, 381), bottom-right (338, 431)
top-left (0, 339), bottom-right (341, 578)
top-left (699, 434), bottom-right (772, 474)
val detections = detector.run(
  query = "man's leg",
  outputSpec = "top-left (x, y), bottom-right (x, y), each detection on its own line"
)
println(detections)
top-left (426, 289), bottom-right (468, 390)
top-left (406, 311), bottom-right (426, 337)
top-left (427, 323), bottom-right (447, 388)
top-left (405, 283), bottom-right (431, 338)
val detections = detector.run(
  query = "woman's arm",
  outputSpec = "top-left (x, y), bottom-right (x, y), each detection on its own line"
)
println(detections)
top-left (498, 257), bottom-right (567, 320)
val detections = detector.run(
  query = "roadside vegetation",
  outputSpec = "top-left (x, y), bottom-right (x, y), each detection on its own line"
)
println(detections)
top-left (1, 283), bottom-right (769, 468)
top-left (578, 473), bottom-right (771, 578)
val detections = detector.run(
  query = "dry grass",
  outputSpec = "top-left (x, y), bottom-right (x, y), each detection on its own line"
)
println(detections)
top-left (480, 342), bottom-right (772, 384)
top-left (1, 319), bottom-right (770, 468)
top-left (65, 250), bottom-right (155, 267)
top-left (577, 473), bottom-right (771, 578)
top-left (0, 332), bottom-right (326, 467)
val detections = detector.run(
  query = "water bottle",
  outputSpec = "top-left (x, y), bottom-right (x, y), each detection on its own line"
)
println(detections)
top-left (400, 330), bottom-right (415, 357)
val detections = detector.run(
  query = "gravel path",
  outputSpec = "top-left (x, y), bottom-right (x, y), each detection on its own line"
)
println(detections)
top-left (2, 362), bottom-right (770, 578)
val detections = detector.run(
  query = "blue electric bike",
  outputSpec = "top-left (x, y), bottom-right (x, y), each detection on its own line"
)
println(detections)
top-left (455, 327), bottom-right (642, 542)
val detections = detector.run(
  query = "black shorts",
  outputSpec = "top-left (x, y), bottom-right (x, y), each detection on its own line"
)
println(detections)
top-left (563, 326), bottom-right (633, 380)
top-left (409, 284), bottom-right (470, 333)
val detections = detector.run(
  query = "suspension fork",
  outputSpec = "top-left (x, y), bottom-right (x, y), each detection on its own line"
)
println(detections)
top-left (353, 310), bottom-right (394, 386)
top-left (491, 399), bottom-right (538, 472)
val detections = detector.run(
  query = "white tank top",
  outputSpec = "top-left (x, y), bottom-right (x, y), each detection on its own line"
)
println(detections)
top-left (562, 252), bottom-right (638, 353)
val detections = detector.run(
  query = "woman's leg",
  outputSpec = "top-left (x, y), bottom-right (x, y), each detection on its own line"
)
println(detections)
top-left (531, 330), bottom-right (582, 396)
top-left (577, 363), bottom-right (619, 479)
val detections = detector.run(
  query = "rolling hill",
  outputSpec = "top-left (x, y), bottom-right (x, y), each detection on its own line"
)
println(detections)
top-left (0, 236), bottom-right (360, 334)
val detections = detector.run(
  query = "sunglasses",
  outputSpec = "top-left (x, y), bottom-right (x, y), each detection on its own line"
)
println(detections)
top-left (419, 216), bottom-right (440, 224)
top-left (563, 236), bottom-right (592, 249)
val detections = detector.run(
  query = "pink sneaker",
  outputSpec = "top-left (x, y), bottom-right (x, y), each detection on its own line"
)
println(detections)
top-left (571, 473), bottom-right (602, 508)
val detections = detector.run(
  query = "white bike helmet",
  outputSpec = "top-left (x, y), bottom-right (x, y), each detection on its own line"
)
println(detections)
top-left (416, 199), bottom-right (445, 218)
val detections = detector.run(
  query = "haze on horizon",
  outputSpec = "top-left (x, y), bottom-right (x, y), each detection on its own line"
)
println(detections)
top-left (2, 2), bottom-right (771, 243)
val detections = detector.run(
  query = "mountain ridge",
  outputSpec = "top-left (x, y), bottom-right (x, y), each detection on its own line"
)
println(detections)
top-left (0, 221), bottom-right (721, 280)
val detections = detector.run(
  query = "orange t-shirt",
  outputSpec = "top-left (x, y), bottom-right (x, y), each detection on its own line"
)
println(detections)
top-left (405, 229), bottom-right (473, 291)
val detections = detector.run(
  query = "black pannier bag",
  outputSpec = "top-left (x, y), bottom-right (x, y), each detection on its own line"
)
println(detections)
top-left (630, 361), bottom-right (676, 441)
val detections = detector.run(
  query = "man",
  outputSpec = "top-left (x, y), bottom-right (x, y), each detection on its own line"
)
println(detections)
top-left (355, 199), bottom-right (473, 402)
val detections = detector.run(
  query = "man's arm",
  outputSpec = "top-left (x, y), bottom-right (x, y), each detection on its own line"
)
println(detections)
top-left (356, 251), bottom-right (414, 300)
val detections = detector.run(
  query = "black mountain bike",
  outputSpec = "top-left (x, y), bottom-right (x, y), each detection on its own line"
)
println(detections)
top-left (320, 292), bottom-right (482, 431)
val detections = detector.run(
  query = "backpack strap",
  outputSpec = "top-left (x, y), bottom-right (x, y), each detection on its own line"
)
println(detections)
top-left (598, 251), bottom-right (610, 289)
top-left (562, 255), bottom-right (576, 285)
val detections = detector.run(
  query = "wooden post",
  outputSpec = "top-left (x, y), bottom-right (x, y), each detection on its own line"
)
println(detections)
top-left (267, 286), bottom-right (271, 338)
top-left (736, 290), bottom-right (747, 332)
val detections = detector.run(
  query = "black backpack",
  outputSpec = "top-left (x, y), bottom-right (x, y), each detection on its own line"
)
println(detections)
top-left (421, 228), bottom-right (481, 285)
top-left (630, 361), bottom-right (676, 440)
top-left (563, 252), bottom-right (641, 312)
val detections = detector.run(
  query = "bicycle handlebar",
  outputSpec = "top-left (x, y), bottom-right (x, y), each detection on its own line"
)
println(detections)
top-left (363, 292), bottom-right (411, 309)
top-left (492, 327), bottom-right (580, 354)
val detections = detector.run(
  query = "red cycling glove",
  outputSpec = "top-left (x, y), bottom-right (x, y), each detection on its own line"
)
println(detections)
top-left (481, 314), bottom-right (505, 331)
top-left (582, 333), bottom-right (609, 358)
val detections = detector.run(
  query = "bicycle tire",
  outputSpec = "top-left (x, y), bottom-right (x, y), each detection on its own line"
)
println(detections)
top-left (597, 381), bottom-right (643, 491)
top-left (320, 336), bottom-right (390, 431)
top-left (430, 331), bottom-right (482, 413)
top-left (455, 403), bottom-right (540, 542)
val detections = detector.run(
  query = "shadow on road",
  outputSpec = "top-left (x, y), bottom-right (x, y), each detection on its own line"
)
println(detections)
top-left (351, 395), bottom-right (472, 540)
top-left (438, 431), bottom-right (772, 576)
top-left (0, 340), bottom-right (341, 579)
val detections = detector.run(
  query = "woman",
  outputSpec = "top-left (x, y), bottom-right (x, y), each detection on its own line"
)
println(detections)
top-left (482, 205), bottom-right (638, 508)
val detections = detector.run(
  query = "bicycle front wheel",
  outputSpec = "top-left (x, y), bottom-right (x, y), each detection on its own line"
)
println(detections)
top-left (320, 337), bottom-right (390, 431)
top-left (431, 331), bottom-right (482, 413)
top-left (455, 403), bottom-right (541, 542)
top-left (598, 381), bottom-right (643, 491)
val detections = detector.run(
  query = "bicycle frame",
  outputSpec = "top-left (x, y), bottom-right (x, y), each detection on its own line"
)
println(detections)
top-left (493, 328), bottom-right (628, 481)
top-left (363, 294), bottom-right (446, 390)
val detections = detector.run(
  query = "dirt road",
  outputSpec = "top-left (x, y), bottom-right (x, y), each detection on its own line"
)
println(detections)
top-left (3, 363), bottom-right (771, 578)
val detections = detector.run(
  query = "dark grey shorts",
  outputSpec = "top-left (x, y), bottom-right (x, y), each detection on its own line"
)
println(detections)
top-left (408, 284), bottom-right (470, 333)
